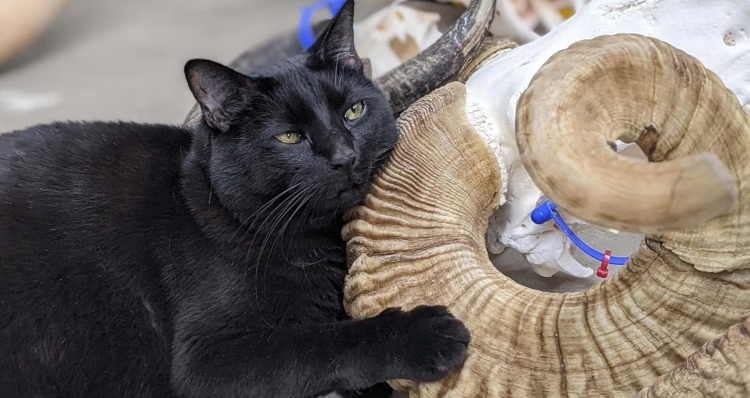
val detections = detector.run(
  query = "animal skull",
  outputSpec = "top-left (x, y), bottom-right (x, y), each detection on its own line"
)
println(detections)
top-left (353, 3), bottom-right (443, 79)
top-left (342, 0), bottom-right (750, 396)
top-left (434, 0), bottom-right (589, 43)
top-left (344, 33), bottom-right (750, 396)
top-left (460, 0), bottom-right (750, 278)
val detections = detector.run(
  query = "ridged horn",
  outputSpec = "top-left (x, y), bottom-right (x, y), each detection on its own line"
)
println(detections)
top-left (637, 317), bottom-right (750, 397)
top-left (517, 33), bottom-right (750, 272)
top-left (343, 35), bottom-right (750, 397)
top-left (517, 33), bottom-right (739, 235)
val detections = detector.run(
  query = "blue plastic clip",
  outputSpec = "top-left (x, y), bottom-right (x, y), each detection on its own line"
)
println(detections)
top-left (531, 200), bottom-right (630, 277)
top-left (298, 0), bottom-right (348, 50)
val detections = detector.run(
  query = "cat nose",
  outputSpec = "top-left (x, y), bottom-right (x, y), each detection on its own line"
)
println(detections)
top-left (330, 147), bottom-right (356, 173)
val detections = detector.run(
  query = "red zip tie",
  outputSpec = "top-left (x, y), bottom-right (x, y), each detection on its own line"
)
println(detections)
top-left (597, 250), bottom-right (612, 278)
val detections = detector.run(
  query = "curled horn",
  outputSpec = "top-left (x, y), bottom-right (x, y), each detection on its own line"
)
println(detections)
top-left (343, 34), bottom-right (750, 396)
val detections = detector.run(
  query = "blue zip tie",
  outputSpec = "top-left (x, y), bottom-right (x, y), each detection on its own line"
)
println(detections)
top-left (298, 0), bottom-right (348, 50)
top-left (531, 200), bottom-right (630, 267)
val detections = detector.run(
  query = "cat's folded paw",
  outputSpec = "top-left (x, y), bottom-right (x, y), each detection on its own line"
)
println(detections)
top-left (384, 305), bottom-right (471, 383)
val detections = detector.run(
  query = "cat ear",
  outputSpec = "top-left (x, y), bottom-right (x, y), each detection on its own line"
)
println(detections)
top-left (308, 0), bottom-right (362, 70)
top-left (184, 59), bottom-right (256, 133)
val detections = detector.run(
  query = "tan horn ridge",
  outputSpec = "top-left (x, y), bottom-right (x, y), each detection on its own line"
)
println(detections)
top-left (637, 317), bottom-right (750, 397)
top-left (343, 35), bottom-right (750, 398)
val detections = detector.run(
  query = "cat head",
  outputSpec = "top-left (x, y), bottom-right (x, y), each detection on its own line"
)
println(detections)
top-left (184, 0), bottom-right (397, 228)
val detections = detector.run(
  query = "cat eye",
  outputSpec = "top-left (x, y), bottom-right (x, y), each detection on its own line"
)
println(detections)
top-left (275, 132), bottom-right (301, 144)
top-left (344, 101), bottom-right (365, 121)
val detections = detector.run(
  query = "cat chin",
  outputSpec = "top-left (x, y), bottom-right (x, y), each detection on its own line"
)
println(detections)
top-left (340, 184), bottom-right (368, 200)
top-left (336, 188), bottom-right (368, 211)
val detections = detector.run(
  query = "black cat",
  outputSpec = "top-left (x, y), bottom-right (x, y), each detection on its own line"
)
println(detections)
top-left (0, 1), bottom-right (470, 397)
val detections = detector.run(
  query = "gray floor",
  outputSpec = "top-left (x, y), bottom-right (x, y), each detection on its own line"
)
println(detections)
top-left (0, 0), bottom-right (642, 394)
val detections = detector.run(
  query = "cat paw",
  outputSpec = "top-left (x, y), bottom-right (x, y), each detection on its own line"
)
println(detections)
top-left (381, 305), bottom-right (471, 382)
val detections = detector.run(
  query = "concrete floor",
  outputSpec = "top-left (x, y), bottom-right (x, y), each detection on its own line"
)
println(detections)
top-left (0, 0), bottom-right (642, 394)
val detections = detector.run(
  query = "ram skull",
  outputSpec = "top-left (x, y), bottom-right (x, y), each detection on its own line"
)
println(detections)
top-left (458, 0), bottom-right (750, 278)
top-left (353, 3), bottom-right (444, 79)
top-left (343, 33), bottom-right (750, 396)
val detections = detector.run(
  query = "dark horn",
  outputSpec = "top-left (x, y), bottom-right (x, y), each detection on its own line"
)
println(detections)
top-left (375, 0), bottom-right (496, 115)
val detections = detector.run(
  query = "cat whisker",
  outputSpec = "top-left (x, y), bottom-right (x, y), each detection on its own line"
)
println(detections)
top-left (252, 184), bottom-right (312, 248)
top-left (229, 182), bottom-right (304, 242)
top-left (240, 183), bottom-right (309, 285)
top-left (248, 183), bottom-right (303, 222)
top-left (332, 201), bottom-right (342, 229)
top-left (272, 190), bottom-right (315, 266)
top-left (245, 183), bottom-right (306, 233)
top-left (251, 184), bottom-right (314, 304)
top-left (242, 184), bottom-right (310, 260)
top-left (375, 144), bottom-right (395, 158)
top-left (293, 191), bottom-right (321, 239)
top-left (256, 185), bottom-right (313, 263)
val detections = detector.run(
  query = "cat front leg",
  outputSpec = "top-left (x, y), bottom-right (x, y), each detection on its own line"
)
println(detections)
top-left (170, 305), bottom-right (469, 398)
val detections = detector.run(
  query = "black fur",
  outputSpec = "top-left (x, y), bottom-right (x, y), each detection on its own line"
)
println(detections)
top-left (0, 1), bottom-right (470, 397)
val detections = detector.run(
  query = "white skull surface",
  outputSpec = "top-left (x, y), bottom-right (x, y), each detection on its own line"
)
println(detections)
top-left (433, 0), bottom-right (590, 43)
top-left (465, 0), bottom-right (750, 277)
top-left (353, 3), bottom-right (443, 79)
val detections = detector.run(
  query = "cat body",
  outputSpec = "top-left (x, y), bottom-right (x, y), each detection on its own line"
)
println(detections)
top-left (0, 1), bottom-right (470, 398)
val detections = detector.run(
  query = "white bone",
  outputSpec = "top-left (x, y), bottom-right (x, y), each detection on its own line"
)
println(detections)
top-left (465, 0), bottom-right (750, 277)
top-left (353, 3), bottom-right (443, 79)
top-left (433, 0), bottom-right (589, 43)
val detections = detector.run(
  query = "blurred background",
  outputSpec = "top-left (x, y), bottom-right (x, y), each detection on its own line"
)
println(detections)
top-left (0, 0), bottom-right (365, 132)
